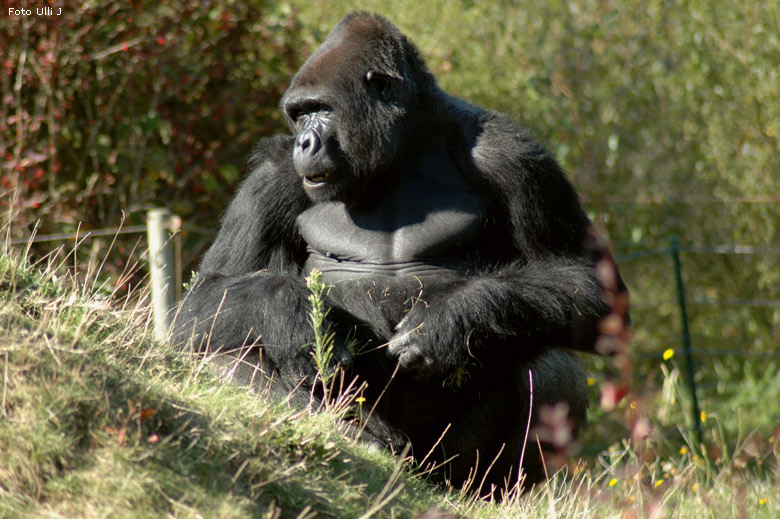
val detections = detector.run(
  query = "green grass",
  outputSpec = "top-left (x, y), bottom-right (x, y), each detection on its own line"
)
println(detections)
top-left (0, 247), bottom-right (778, 518)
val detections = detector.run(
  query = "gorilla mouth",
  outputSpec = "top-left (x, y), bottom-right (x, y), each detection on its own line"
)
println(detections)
top-left (304, 171), bottom-right (333, 185)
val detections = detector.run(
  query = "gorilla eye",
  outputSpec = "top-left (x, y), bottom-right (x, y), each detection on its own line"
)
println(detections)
top-left (284, 99), bottom-right (331, 125)
top-left (365, 70), bottom-right (392, 99)
top-left (288, 108), bottom-right (303, 122)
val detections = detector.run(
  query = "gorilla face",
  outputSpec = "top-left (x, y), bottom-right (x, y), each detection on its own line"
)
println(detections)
top-left (281, 13), bottom-right (423, 202)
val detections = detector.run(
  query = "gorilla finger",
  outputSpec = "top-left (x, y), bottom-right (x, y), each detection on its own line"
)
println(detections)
top-left (386, 335), bottom-right (410, 358)
top-left (331, 338), bottom-right (353, 368)
top-left (393, 314), bottom-right (410, 331)
top-left (397, 345), bottom-right (425, 372)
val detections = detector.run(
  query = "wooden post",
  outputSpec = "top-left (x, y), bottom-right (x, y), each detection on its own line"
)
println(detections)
top-left (147, 209), bottom-right (179, 341)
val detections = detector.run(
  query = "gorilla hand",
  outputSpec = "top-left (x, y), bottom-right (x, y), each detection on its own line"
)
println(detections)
top-left (386, 294), bottom-right (473, 381)
top-left (262, 322), bottom-right (352, 388)
top-left (178, 273), bottom-right (352, 388)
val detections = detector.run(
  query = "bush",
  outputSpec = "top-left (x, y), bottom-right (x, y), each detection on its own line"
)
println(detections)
top-left (1, 1), bottom-right (304, 240)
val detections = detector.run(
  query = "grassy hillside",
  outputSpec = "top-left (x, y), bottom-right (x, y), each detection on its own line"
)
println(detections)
top-left (3, 1), bottom-right (778, 516)
top-left (0, 250), bottom-right (447, 518)
top-left (1, 247), bottom-right (778, 518)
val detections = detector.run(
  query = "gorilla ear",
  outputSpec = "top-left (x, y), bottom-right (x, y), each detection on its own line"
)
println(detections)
top-left (365, 70), bottom-right (397, 100)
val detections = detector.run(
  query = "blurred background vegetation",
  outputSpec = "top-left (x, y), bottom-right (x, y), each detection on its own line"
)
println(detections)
top-left (2, 0), bottom-right (778, 450)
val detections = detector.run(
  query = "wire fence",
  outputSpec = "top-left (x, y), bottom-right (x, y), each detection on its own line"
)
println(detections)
top-left (615, 237), bottom-right (780, 444)
top-left (615, 241), bottom-right (780, 358)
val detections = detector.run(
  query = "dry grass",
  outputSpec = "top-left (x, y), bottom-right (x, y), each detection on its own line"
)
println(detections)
top-left (0, 243), bottom-right (778, 518)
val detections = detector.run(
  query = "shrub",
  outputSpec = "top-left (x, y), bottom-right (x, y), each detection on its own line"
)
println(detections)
top-left (1, 1), bottom-right (304, 241)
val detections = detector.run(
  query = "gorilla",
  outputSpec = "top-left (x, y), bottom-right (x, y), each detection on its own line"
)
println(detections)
top-left (172, 12), bottom-right (627, 495)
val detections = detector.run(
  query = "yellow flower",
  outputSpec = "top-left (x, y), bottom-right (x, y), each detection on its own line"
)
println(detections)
top-left (608, 478), bottom-right (618, 487)
top-left (355, 396), bottom-right (366, 404)
top-left (679, 446), bottom-right (688, 455)
top-left (654, 479), bottom-right (664, 488)
top-left (587, 377), bottom-right (597, 386)
top-left (759, 498), bottom-right (767, 506)
top-left (663, 348), bottom-right (675, 361)
top-left (700, 411), bottom-right (707, 423)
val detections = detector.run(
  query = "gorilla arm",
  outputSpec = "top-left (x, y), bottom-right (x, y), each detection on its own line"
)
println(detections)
top-left (387, 114), bottom-right (618, 378)
top-left (171, 136), bottom-right (348, 379)
top-left (387, 258), bottom-right (608, 376)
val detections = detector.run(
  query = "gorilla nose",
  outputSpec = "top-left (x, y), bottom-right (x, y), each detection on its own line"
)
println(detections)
top-left (295, 128), bottom-right (322, 158)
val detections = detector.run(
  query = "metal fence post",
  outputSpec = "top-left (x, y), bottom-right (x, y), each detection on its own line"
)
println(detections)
top-left (670, 236), bottom-right (703, 446)
top-left (147, 208), bottom-right (179, 341)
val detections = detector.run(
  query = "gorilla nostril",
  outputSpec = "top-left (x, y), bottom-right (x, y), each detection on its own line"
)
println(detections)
top-left (297, 129), bottom-right (322, 156)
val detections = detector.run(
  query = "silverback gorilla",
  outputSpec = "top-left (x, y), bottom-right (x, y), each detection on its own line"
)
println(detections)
top-left (172, 12), bottom-right (627, 495)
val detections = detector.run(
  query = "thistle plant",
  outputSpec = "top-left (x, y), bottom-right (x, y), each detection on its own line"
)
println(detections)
top-left (305, 268), bottom-right (337, 390)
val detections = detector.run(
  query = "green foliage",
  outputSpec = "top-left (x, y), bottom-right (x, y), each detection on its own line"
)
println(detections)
top-left (305, 268), bottom-right (337, 390)
top-left (294, 0), bottom-right (780, 443)
top-left (1, 0), bottom-right (303, 248)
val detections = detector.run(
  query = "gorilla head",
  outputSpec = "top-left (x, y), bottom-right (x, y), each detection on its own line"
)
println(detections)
top-left (281, 13), bottom-right (435, 202)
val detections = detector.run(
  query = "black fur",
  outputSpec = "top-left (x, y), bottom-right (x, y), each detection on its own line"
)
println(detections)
top-left (172, 12), bottom-right (627, 496)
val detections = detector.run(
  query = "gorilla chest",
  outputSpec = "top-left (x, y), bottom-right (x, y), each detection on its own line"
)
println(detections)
top-left (296, 153), bottom-right (488, 279)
